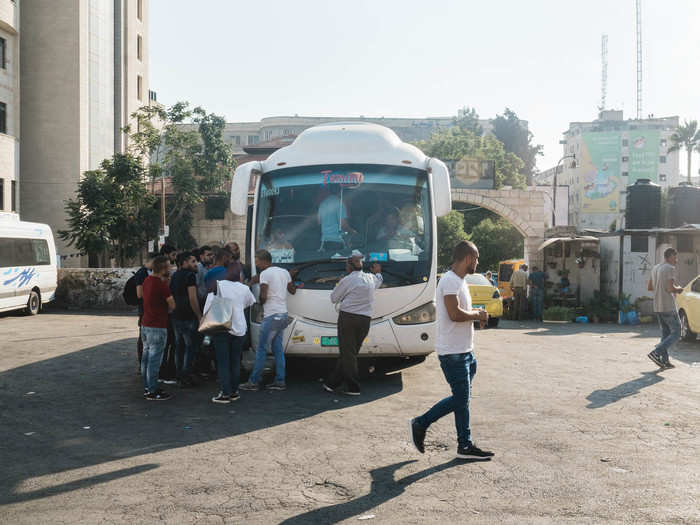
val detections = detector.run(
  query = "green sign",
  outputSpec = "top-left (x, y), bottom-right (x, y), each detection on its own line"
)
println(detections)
top-left (628, 131), bottom-right (659, 183)
top-left (581, 132), bottom-right (621, 213)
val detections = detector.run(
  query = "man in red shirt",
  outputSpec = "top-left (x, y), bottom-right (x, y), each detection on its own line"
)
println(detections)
top-left (141, 256), bottom-right (176, 400)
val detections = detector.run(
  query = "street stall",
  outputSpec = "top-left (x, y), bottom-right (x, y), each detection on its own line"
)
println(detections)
top-left (538, 236), bottom-right (601, 309)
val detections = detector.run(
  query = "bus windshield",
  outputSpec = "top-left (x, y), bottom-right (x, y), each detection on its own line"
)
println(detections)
top-left (255, 164), bottom-right (432, 289)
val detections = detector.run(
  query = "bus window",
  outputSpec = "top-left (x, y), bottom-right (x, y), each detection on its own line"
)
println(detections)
top-left (255, 165), bottom-right (432, 288)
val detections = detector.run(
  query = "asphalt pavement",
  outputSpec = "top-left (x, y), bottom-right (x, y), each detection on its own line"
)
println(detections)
top-left (1, 311), bottom-right (699, 524)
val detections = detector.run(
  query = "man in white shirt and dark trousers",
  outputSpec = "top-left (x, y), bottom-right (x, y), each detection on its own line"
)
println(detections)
top-left (240, 249), bottom-right (296, 391)
top-left (204, 280), bottom-right (256, 403)
top-left (324, 255), bottom-right (382, 396)
top-left (410, 241), bottom-right (494, 460)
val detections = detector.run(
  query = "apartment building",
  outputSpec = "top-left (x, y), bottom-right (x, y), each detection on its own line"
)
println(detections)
top-left (0, 0), bottom-right (19, 214)
top-left (19, 0), bottom-right (149, 261)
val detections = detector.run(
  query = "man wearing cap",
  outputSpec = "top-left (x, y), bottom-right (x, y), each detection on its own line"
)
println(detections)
top-left (323, 255), bottom-right (382, 396)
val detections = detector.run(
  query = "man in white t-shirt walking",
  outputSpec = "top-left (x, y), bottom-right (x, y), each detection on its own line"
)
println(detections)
top-left (410, 241), bottom-right (494, 460)
top-left (240, 249), bottom-right (297, 391)
top-left (647, 247), bottom-right (683, 369)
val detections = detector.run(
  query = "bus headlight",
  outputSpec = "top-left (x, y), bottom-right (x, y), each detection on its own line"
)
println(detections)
top-left (392, 302), bottom-right (436, 325)
top-left (251, 303), bottom-right (264, 324)
top-left (492, 289), bottom-right (500, 298)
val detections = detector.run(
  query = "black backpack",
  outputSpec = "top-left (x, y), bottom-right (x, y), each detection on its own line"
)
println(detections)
top-left (123, 272), bottom-right (140, 306)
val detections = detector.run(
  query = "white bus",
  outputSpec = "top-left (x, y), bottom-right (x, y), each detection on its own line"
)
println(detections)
top-left (230, 123), bottom-right (451, 364)
top-left (0, 213), bottom-right (58, 315)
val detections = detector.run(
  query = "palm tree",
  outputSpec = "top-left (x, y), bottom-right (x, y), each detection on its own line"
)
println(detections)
top-left (668, 120), bottom-right (700, 184)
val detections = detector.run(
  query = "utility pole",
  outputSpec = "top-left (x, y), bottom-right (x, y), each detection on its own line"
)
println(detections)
top-left (599, 34), bottom-right (608, 112)
top-left (636, 0), bottom-right (643, 120)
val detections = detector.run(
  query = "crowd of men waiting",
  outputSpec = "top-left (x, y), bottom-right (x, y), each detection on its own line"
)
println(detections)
top-left (133, 241), bottom-right (382, 403)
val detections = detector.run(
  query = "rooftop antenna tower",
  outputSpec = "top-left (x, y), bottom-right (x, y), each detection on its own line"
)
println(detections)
top-left (636, 0), bottom-right (642, 119)
top-left (599, 34), bottom-right (608, 112)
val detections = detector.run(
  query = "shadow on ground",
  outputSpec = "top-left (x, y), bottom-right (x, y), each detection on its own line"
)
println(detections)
top-left (0, 337), bottom-right (404, 505)
top-left (279, 458), bottom-right (486, 524)
top-left (585, 371), bottom-right (665, 409)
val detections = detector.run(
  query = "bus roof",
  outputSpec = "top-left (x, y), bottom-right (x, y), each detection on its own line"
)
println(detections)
top-left (262, 122), bottom-right (429, 172)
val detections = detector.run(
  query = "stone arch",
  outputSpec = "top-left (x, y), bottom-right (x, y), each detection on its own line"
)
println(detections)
top-left (450, 188), bottom-right (546, 267)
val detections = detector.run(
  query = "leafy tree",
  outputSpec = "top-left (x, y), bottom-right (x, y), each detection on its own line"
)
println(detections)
top-left (468, 217), bottom-right (524, 273)
top-left (454, 106), bottom-right (483, 135)
top-left (490, 108), bottom-right (543, 184)
top-left (668, 119), bottom-right (700, 184)
top-left (59, 153), bottom-right (158, 266)
top-left (436, 211), bottom-right (470, 269)
top-left (126, 102), bottom-right (235, 249)
top-left (417, 128), bottom-right (525, 189)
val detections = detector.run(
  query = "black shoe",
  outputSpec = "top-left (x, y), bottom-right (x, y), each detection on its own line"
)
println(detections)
top-left (409, 418), bottom-right (426, 454)
top-left (145, 390), bottom-right (172, 401)
top-left (456, 443), bottom-right (494, 460)
top-left (662, 360), bottom-right (675, 369)
top-left (322, 383), bottom-right (338, 393)
top-left (342, 387), bottom-right (361, 396)
top-left (211, 392), bottom-right (231, 404)
top-left (230, 392), bottom-right (241, 401)
top-left (647, 352), bottom-right (665, 368)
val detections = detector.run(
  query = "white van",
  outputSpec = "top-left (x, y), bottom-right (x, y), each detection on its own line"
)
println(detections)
top-left (0, 212), bottom-right (58, 315)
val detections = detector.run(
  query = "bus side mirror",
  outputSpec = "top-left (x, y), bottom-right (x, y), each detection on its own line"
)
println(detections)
top-left (230, 161), bottom-right (262, 216)
top-left (428, 158), bottom-right (452, 217)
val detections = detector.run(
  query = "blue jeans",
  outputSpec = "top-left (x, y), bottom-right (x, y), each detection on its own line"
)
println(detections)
top-left (141, 326), bottom-right (167, 393)
top-left (172, 318), bottom-right (198, 380)
top-left (212, 332), bottom-right (244, 396)
top-left (654, 311), bottom-right (681, 361)
top-left (249, 313), bottom-right (288, 384)
top-left (531, 288), bottom-right (544, 320)
top-left (416, 352), bottom-right (477, 448)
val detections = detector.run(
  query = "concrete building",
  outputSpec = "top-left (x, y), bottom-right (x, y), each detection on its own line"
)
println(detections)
top-left (216, 114), bottom-right (502, 156)
top-left (0, 0), bottom-right (19, 214)
top-left (538, 111), bottom-right (680, 231)
top-left (19, 0), bottom-right (149, 262)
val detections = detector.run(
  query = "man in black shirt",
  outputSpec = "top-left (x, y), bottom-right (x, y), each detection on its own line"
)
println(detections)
top-left (170, 252), bottom-right (202, 387)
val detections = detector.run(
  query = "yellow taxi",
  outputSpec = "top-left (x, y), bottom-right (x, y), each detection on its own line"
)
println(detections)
top-left (466, 273), bottom-right (503, 327)
top-left (676, 275), bottom-right (700, 341)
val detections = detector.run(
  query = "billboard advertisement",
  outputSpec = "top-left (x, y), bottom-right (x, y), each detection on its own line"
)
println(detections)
top-left (628, 130), bottom-right (659, 184)
top-left (581, 132), bottom-right (621, 213)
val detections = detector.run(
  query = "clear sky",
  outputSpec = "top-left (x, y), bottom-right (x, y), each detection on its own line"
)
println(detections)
top-left (150, 0), bottom-right (700, 173)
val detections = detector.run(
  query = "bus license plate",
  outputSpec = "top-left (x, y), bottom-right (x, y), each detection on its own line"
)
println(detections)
top-left (321, 336), bottom-right (338, 347)
top-left (473, 304), bottom-right (485, 309)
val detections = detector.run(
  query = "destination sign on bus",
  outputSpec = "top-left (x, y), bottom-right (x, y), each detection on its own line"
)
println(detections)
top-left (320, 170), bottom-right (364, 187)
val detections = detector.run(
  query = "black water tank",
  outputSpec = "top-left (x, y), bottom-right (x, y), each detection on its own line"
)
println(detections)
top-left (666, 183), bottom-right (700, 227)
top-left (626, 179), bottom-right (661, 229)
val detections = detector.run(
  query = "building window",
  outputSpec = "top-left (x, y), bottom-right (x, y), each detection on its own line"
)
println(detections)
top-left (247, 135), bottom-right (258, 145)
top-left (11, 180), bottom-right (16, 211)
top-left (137, 0), bottom-right (143, 20)
top-left (622, 139), bottom-right (629, 147)
top-left (622, 171), bottom-right (629, 177)
top-left (659, 155), bottom-right (666, 163)
top-left (205, 196), bottom-right (227, 220)
top-left (137, 35), bottom-right (142, 61)
top-left (630, 235), bottom-right (648, 253)
top-left (234, 136), bottom-right (240, 145)
top-left (137, 75), bottom-right (142, 100)
top-left (0, 102), bottom-right (6, 134)
top-left (0, 37), bottom-right (5, 70)
top-left (622, 156), bottom-right (629, 162)
top-left (659, 174), bottom-right (667, 182)
top-left (0, 178), bottom-right (4, 210)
